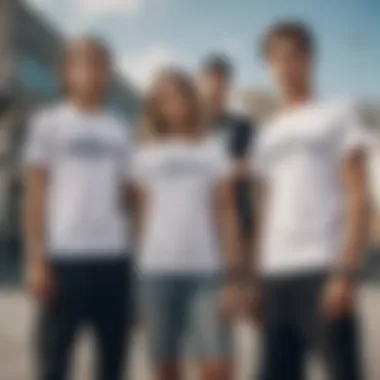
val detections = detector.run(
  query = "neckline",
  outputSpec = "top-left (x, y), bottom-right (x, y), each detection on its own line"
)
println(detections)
top-left (65, 101), bottom-right (105, 119)
top-left (272, 98), bottom-right (318, 123)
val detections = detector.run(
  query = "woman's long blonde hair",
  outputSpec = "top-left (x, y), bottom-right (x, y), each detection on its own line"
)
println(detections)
top-left (139, 68), bottom-right (204, 143)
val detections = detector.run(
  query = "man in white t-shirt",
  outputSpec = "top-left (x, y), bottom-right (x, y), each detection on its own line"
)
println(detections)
top-left (251, 21), bottom-right (368, 380)
top-left (23, 38), bottom-right (135, 380)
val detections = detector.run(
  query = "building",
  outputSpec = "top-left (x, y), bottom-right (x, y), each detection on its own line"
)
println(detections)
top-left (230, 89), bottom-right (278, 123)
top-left (0, 0), bottom-right (140, 284)
top-left (364, 102), bottom-right (380, 244)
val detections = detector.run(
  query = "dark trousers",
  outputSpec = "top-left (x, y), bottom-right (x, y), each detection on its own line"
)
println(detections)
top-left (36, 257), bottom-right (134, 380)
top-left (260, 271), bottom-right (363, 380)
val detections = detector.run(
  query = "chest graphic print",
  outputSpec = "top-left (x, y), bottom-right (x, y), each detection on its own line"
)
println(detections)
top-left (66, 135), bottom-right (121, 160)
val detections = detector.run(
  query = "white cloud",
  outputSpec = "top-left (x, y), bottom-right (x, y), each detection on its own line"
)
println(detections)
top-left (121, 46), bottom-right (179, 90)
top-left (25, 0), bottom-right (171, 40)
top-left (26, 0), bottom-right (148, 36)
top-left (79, 0), bottom-right (144, 16)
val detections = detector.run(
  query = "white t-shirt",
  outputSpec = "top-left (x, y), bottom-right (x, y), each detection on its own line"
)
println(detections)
top-left (134, 139), bottom-right (231, 274)
top-left (24, 103), bottom-right (133, 258)
top-left (254, 99), bottom-right (368, 275)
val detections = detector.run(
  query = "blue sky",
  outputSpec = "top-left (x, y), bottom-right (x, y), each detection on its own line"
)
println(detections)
top-left (27, 0), bottom-right (380, 97)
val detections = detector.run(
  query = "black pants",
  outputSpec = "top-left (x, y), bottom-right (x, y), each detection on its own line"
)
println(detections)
top-left (260, 272), bottom-right (363, 380)
top-left (36, 257), bottom-right (134, 380)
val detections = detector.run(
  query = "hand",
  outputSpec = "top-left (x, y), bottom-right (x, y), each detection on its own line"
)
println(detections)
top-left (321, 276), bottom-right (356, 319)
top-left (25, 257), bottom-right (54, 303)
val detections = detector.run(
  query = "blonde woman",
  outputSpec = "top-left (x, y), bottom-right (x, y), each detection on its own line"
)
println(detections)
top-left (134, 68), bottom-right (242, 380)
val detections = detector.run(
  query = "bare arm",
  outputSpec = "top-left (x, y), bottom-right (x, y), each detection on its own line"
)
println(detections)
top-left (216, 176), bottom-right (248, 319)
top-left (23, 166), bottom-right (53, 301)
top-left (250, 177), bottom-right (269, 278)
top-left (23, 166), bottom-right (48, 264)
top-left (125, 183), bottom-right (145, 249)
top-left (338, 150), bottom-right (369, 275)
top-left (322, 149), bottom-right (369, 318)
top-left (215, 177), bottom-right (243, 276)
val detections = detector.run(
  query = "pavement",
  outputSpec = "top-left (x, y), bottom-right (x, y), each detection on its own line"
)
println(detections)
top-left (1, 286), bottom-right (380, 380)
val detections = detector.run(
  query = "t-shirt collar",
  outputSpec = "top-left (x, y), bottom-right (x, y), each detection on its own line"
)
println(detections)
top-left (64, 101), bottom-right (106, 120)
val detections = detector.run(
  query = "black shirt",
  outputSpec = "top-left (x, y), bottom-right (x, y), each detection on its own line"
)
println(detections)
top-left (212, 113), bottom-right (255, 238)
top-left (213, 113), bottom-right (253, 158)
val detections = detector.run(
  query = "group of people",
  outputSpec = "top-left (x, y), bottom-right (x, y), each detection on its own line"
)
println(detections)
top-left (23, 20), bottom-right (369, 380)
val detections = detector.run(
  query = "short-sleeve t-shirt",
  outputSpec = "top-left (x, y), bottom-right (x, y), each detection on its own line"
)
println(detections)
top-left (24, 103), bottom-right (134, 258)
top-left (253, 99), bottom-right (368, 276)
top-left (134, 139), bottom-right (231, 274)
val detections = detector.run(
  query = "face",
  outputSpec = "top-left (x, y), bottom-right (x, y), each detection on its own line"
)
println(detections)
top-left (158, 79), bottom-right (192, 133)
top-left (267, 37), bottom-right (312, 96)
top-left (63, 42), bottom-right (110, 99)
top-left (198, 71), bottom-right (229, 116)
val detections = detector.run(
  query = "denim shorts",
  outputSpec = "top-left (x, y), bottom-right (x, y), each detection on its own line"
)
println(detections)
top-left (140, 274), bottom-right (233, 363)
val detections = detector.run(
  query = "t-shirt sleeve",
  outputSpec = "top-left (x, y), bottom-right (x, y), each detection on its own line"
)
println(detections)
top-left (338, 102), bottom-right (369, 157)
top-left (213, 143), bottom-right (234, 180)
top-left (23, 112), bottom-right (54, 168)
